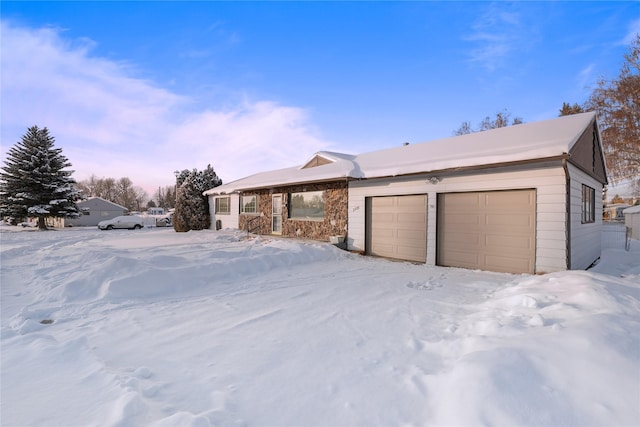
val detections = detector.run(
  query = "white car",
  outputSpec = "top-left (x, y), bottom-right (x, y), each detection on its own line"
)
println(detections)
top-left (98, 215), bottom-right (144, 230)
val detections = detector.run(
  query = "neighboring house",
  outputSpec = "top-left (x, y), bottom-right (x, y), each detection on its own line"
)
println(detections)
top-left (147, 207), bottom-right (165, 215)
top-left (204, 112), bottom-right (607, 274)
top-left (65, 197), bottom-right (128, 227)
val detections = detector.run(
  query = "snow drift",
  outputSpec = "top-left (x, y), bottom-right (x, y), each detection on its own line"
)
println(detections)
top-left (1, 226), bottom-right (639, 426)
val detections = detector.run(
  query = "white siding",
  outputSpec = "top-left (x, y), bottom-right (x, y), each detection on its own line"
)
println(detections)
top-left (209, 194), bottom-right (240, 230)
top-left (348, 165), bottom-right (568, 273)
top-left (625, 209), bottom-right (640, 240)
top-left (567, 164), bottom-right (603, 269)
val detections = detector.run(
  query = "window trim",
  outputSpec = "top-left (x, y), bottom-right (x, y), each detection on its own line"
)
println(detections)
top-left (581, 184), bottom-right (595, 224)
top-left (240, 195), bottom-right (258, 215)
top-left (214, 197), bottom-right (230, 215)
top-left (288, 190), bottom-right (325, 221)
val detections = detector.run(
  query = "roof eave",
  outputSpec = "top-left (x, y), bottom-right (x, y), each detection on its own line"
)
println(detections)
top-left (205, 175), bottom-right (353, 195)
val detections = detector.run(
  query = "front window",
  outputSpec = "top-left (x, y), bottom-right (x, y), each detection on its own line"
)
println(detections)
top-left (241, 195), bottom-right (258, 214)
top-left (215, 197), bottom-right (230, 214)
top-left (582, 185), bottom-right (595, 223)
top-left (289, 191), bottom-right (324, 220)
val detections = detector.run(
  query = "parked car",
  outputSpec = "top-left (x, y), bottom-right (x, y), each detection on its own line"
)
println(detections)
top-left (155, 217), bottom-right (171, 227)
top-left (98, 215), bottom-right (144, 230)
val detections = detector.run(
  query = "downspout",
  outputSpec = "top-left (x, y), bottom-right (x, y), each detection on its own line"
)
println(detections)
top-left (562, 159), bottom-right (571, 270)
top-left (344, 177), bottom-right (349, 249)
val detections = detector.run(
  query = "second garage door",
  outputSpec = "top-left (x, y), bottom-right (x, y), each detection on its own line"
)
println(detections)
top-left (437, 190), bottom-right (536, 274)
top-left (367, 195), bottom-right (427, 263)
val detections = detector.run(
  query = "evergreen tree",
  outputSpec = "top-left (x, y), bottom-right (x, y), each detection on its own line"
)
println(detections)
top-left (173, 165), bottom-right (222, 232)
top-left (558, 102), bottom-right (585, 116)
top-left (0, 126), bottom-right (80, 229)
top-left (172, 169), bottom-right (192, 232)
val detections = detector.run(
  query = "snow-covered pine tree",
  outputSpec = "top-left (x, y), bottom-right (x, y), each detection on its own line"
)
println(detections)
top-left (195, 164), bottom-right (222, 229)
top-left (172, 165), bottom-right (222, 232)
top-left (0, 126), bottom-right (81, 229)
top-left (172, 169), bottom-right (191, 232)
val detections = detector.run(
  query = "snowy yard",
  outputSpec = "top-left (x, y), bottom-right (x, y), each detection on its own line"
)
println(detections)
top-left (1, 225), bottom-right (639, 427)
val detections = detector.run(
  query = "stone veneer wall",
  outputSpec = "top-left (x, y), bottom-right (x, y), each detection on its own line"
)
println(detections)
top-left (238, 181), bottom-right (348, 242)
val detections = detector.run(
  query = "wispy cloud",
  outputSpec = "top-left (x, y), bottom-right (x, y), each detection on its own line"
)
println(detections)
top-left (622, 17), bottom-right (640, 44)
top-left (463, 4), bottom-right (535, 72)
top-left (578, 63), bottom-right (596, 91)
top-left (1, 21), bottom-right (332, 195)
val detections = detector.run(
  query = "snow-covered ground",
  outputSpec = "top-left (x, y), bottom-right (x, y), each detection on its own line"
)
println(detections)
top-left (1, 224), bottom-right (639, 427)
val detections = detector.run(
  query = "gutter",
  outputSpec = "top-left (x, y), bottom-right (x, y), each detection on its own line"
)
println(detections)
top-left (205, 176), bottom-right (355, 197)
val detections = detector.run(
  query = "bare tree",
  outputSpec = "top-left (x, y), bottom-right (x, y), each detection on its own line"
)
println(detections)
top-left (586, 35), bottom-right (640, 188)
top-left (454, 121), bottom-right (473, 136)
top-left (154, 185), bottom-right (176, 209)
top-left (454, 109), bottom-right (523, 135)
top-left (76, 175), bottom-right (148, 211)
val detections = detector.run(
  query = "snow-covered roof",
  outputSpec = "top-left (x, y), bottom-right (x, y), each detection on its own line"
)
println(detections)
top-left (205, 112), bottom-right (597, 195)
top-left (623, 205), bottom-right (640, 214)
top-left (78, 196), bottom-right (128, 211)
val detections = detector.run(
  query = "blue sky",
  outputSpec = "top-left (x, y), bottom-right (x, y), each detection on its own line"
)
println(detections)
top-left (1, 1), bottom-right (638, 196)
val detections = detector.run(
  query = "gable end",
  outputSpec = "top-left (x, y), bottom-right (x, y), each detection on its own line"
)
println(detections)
top-left (301, 154), bottom-right (334, 169)
top-left (568, 121), bottom-right (608, 184)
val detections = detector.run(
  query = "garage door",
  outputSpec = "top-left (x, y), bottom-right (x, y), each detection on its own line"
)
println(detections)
top-left (437, 190), bottom-right (536, 274)
top-left (367, 195), bottom-right (427, 262)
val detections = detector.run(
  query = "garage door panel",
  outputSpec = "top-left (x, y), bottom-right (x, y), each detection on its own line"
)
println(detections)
top-left (369, 195), bottom-right (427, 263)
top-left (441, 250), bottom-right (480, 268)
top-left (446, 232), bottom-right (481, 246)
top-left (485, 214), bottom-right (534, 228)
top-left (398, 195), bottom-right (427, 208)
top-left (398, 246), bottom-right (427, 259)
top-left (372, 228), bottom-right (394, 238)
top-left (372, 197), bottom-right (395, 208)
top-left (447, 193), bottom-right (481, 206)
top-left (447, 214), bottom-right (481, 225)
top-left (372, 212), bottom-right (394, 222)
top-left (438, 190), bottom-right (536, 274)
top-left (485, 191), bottom-right (534, 206)
top-left (484, 255), bottom-right (533, 274)
top-left (397, 229), bottom-right (426, 240)
top-left (485, 234), bottom-right (534, 251)
top-left (398, 212), bottom-right (427, 223)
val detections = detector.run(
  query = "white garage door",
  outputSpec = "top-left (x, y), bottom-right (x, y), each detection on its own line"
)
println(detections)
top-left (437, 190), bottom-right (536, 274)
top-left (367, 195), bottom-right (427, 263)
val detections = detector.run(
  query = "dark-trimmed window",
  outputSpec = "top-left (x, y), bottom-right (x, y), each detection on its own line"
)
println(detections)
top-left (289, 191), bottom-right (324, 220)
top-left (215, 197), bottom-right (230, 214)
top-left (582, 185), bottom-right (595, 223)
top-left (241, 195), bottom-right (258, 214)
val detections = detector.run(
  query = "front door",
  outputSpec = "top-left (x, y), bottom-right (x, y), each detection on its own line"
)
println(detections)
top-left (272, 194), bottom-right (283, 234)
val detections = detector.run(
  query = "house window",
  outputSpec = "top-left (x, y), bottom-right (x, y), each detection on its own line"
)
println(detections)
top-left (289, 191), bottom-right (324, 220)
top-left (215, 197), bottom-right (230, 215)
top-left (241, 195), bottom-right (258, 214)
top-left (582, 185), bottom-right (595, 223)
top-left (81, 208), bottom-right (90, 216)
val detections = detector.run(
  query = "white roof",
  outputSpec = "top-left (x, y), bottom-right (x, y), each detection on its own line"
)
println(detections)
top-left (205, 112), bottom-right (597, 195)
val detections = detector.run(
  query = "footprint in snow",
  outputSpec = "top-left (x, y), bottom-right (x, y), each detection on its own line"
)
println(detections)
top-left (406, 280), bottom-right (442, 290)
